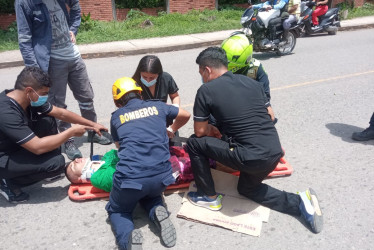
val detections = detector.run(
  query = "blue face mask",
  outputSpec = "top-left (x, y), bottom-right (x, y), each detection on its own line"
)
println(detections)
top-left (30, 88), bottom-right (48, 107)
top-left (141, 76), bottom-right (157, 87)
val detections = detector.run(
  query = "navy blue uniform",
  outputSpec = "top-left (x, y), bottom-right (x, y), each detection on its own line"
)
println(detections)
top-left (106, 98), bottom-right (178, 249)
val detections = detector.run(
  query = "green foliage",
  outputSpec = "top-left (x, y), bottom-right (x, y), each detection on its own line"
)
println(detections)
top-left (80, 13), bottom-right (97, 31)
top-left (0, 0), bottom-right (14, 14)
top-left (126, 9), bottom-right (147, 19)
top-left (337, 1), bottom-right (374, 19)
top-left (116, 0), bottom-right (165, 9)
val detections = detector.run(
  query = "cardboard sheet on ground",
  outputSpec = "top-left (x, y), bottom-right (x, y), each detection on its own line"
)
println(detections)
top-left (177, 169), bottom-right (270, 236)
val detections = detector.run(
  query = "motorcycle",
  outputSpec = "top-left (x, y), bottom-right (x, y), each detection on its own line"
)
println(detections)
top-left (238, 2), bottom-right (299, 56)
top-left (298, 0), bottom-right (340, 35)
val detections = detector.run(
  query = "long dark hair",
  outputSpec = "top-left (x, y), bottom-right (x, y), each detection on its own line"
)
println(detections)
top-left (132, 55), bottom-right (163, 85)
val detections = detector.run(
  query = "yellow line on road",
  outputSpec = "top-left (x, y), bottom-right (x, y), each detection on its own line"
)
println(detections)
top-left (271, 70), bottom-right (374, 91)
top-left (181, 70), bottom-right (374, 108)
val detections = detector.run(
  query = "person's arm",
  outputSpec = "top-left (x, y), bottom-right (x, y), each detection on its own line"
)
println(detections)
top-left (194, 121), bottom-right (222, 139)
top-left (167, 108), bottom-right (190, 138)
top-left (66, 0), bottom-right (81, 36)
top-left (169, 92), bottom-right (180, 106)
top-left (256, 63), bottom-right (271, 103)
top-left (272, 0), bottom-right (288, 9)
top-left (22, 124), bottom-right (92, 155)
top-left (48, 106), bottom-right (107, 135)
top-left (317, 0), bottom-right (328, 6)
top-left (15, 0), bottom-right (39, 68)
top-left (252, 2), bottom-right (265, 9)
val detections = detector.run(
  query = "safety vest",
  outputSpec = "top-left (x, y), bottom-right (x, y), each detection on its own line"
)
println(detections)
top-left (246, 58), bottom-right (261, 80)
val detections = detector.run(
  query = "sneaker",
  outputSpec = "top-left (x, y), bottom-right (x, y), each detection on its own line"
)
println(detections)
top-left (311, 25), bottom-right (321, 31)
top-left (64, 139), bottom-right (82, 160)
top-left (153, 206), bottom-right (176, 247)
top-left (352, 127), bottom-right (374, 141)
top-left (0, 179), bottom-right (29, 203)
top-left (87, 131), bottom-right (112, 145)
top-left (299, 188), bottom-right (323, 234)
top-left (127, 229), bottom-right (143, 250)
top-left (187, 191), bottom-right (223, 211)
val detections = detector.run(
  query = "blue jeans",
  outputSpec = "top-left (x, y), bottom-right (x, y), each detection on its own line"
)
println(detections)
top-left (105, 170), bottom-right (175, 250)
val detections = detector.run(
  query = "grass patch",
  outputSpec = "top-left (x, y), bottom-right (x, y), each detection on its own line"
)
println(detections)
top-left (338, 1), bottom-right (374, 19)
top-left (0, 8), bottom-right (243, 52)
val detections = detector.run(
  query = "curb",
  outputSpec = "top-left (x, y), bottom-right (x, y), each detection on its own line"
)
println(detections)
top-left (0, 24), bottom-right (372, 70)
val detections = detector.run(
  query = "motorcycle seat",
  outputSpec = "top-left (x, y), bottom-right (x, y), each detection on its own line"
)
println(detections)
top-left (325, 8), bottom-right (339, 16)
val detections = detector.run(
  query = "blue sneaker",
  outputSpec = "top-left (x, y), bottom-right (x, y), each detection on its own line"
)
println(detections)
top-left (299, 188), bottom-right (323, 233)
top-left (187, 191), bottom-right (223, 211)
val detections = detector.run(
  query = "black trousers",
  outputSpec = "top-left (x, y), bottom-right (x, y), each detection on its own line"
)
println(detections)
top-left (186, 135), bottom-right (301, 216)
top-left (0, 116), bottom-right (65, 187)
top-left (369, 112), bottom-right (374, 128)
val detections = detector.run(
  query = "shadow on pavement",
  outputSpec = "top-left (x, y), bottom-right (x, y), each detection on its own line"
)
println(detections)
top-left (325, 123), bottom-right (374, 144)
top-left (0, 182), bottom-right (70, 207)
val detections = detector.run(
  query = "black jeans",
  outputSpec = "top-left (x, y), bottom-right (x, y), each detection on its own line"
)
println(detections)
top-left (186, 135), bottom-right (301, 216)
top-left (0, 115), bottom-right (65, 187)
top-left (369, 112), bottom-right (374, 128)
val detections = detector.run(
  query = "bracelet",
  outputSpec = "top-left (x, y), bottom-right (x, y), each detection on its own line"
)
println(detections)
top-left (167, 126), bottom-right (175, 134)
top-left (172, 103), bottom-right (179, 108)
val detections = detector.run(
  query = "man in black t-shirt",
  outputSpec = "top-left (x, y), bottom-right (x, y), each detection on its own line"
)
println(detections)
top-left (0, 67), bottom-right (108, 203)
top-left (186, 47), bottom-right (323, 234)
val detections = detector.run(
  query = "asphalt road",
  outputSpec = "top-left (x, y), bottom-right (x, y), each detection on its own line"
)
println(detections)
top-left (0, 29), bottom-right (373, 250)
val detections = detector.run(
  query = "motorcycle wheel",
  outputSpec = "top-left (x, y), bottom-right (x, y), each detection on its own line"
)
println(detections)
top-left (276, 31), bottom-right (296, 56)
top-left (328, 30), bottom-right (337, 35)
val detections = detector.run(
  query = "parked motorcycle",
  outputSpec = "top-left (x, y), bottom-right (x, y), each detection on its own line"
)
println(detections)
top-left (298, 0), bottom-right (340, 35)
top-left (239, 4), bottom-right (299, 56)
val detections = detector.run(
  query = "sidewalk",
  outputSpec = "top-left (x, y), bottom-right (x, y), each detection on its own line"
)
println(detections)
top-left (1, 16), bottom-right (373, 69)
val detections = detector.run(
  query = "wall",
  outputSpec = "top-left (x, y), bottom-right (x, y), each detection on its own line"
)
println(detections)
top-left (79, 0), bottom-right (114, 21)
top-left (331, 0), bottom-right (365, 7)
top-left (0, 13), bottom-right (16, 30)
top-left (168, 0), bottom-right (216, 14)
top-left (116, 7), bottom-right (164, 21)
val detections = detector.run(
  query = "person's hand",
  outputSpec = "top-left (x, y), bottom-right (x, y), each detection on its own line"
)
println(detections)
top-left (93, 123), bottom-right (108, 136)
top-left (207, 124), bottom-right (222, 139)
top-left (266, 5), bottom-right (272, 10)
top-left (267, 106), bottom-right (275, 121)
top-left (167, 126), bottom-right (175, 139)
top-left (69, 31), bottom-right (76, 44)
top-left (70, 124), bottom-right (93, 137)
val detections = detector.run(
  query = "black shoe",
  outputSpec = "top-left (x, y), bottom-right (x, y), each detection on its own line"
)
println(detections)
top-left (127, 229), bottom-right (143, 250)
top-left (352, 127), bottom-right (374, 141)
top-left (87, 131), bottom-right (112, 145)
top-left (153, 206), bottom-right (176, 247)
top-left (64, 139), bottom-right (82, 160)
top-left (0, 179), bottom-right (29, 203)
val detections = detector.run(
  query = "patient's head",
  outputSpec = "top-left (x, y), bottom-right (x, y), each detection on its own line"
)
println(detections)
top-left (65, 158), bottom-right (89, 184)
top-left (65, 158), bottom-right (105, 184)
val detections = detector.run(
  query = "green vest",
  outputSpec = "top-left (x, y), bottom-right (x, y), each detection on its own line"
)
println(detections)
top-left (246, 58), bottom-right (261, 80)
